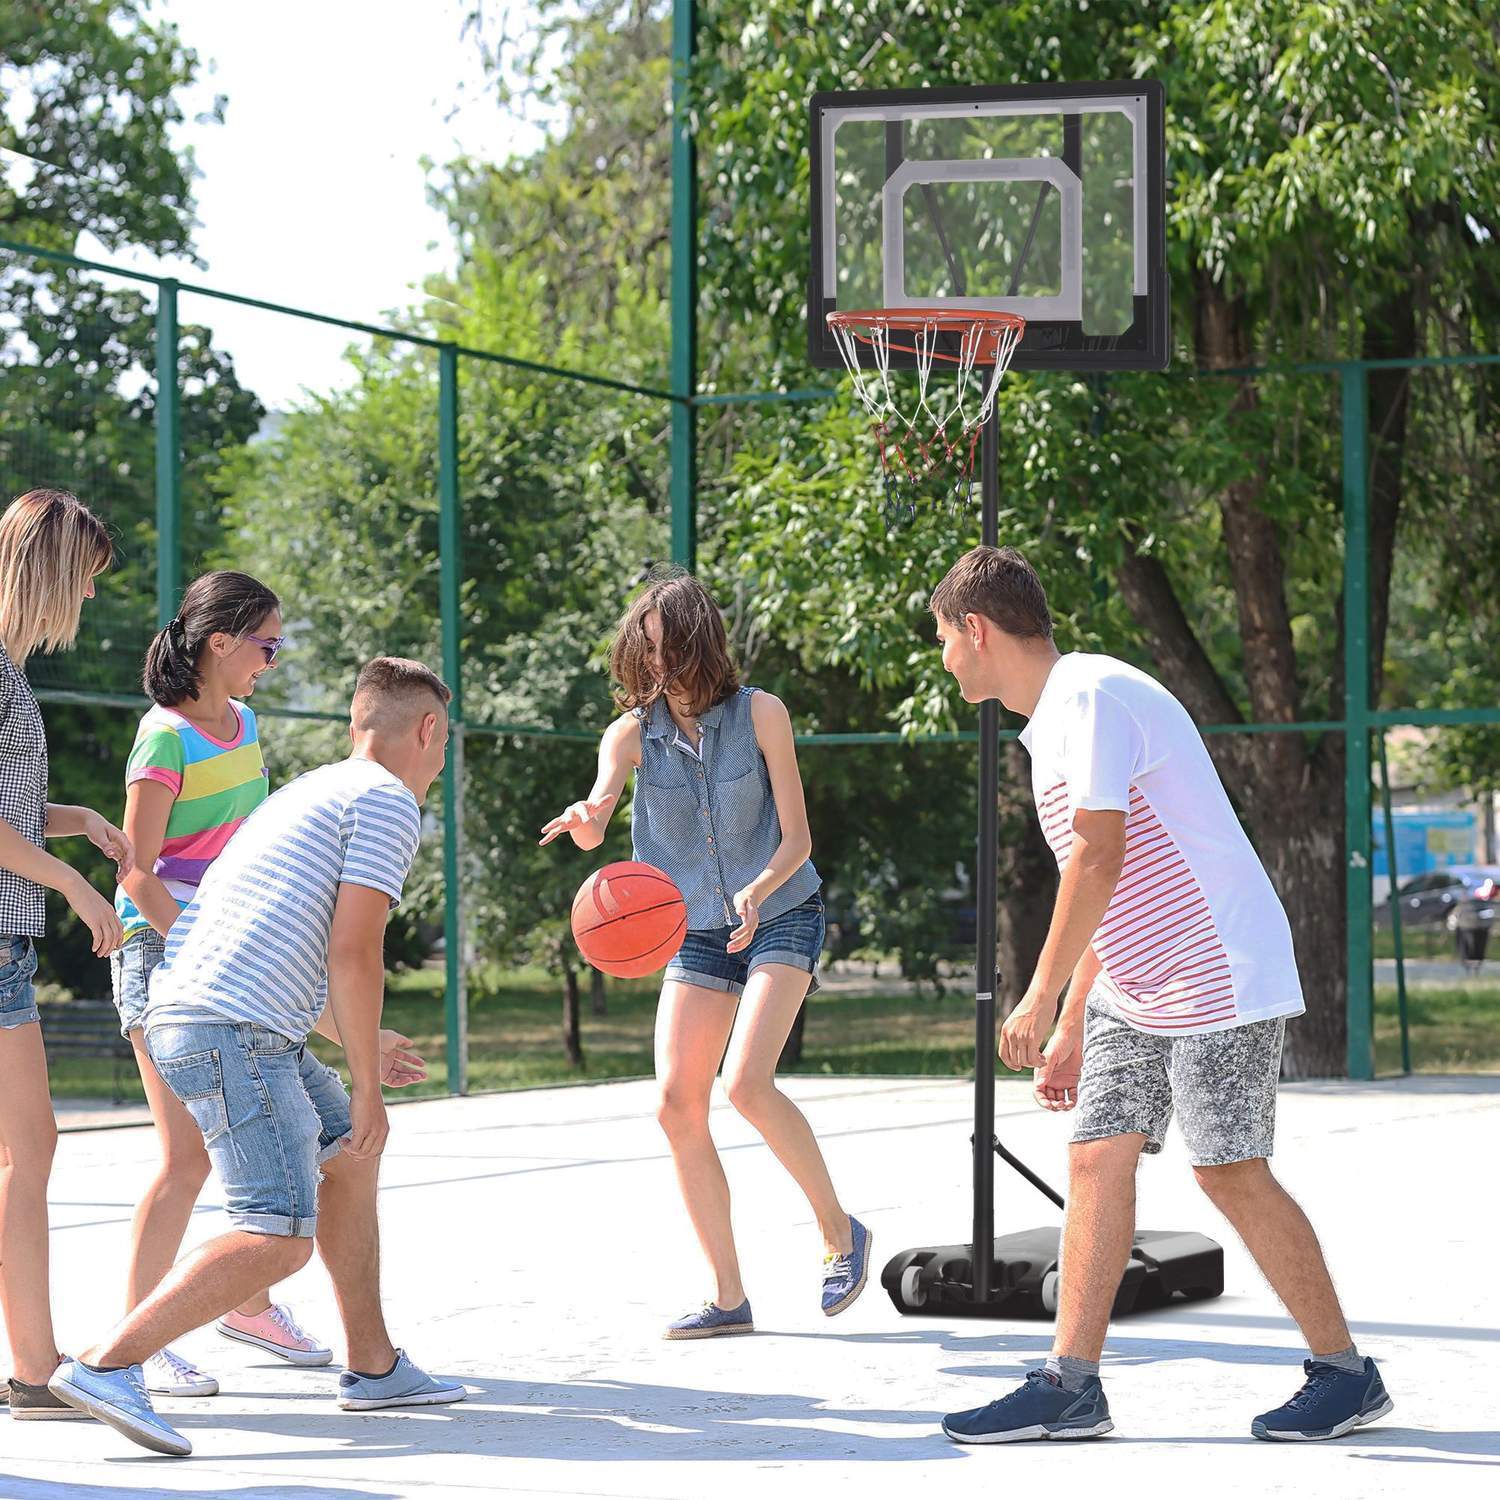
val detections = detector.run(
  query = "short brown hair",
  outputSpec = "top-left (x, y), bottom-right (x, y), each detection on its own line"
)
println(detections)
top-left (610, 567), bottom-right (739, 717)
top-left (0, 489), bottom-right (114, 664)
top-left (351, 656), bottom-right (451, 734)
top-left (930, 545), bottom-right (1053, 641)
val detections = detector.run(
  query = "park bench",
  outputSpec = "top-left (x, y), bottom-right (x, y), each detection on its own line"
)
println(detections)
top-left (38, 999), bottom-right (135, 1106)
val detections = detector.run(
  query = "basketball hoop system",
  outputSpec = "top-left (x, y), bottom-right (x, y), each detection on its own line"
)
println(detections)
top-left (827, 308), bottom-right (1025, 523)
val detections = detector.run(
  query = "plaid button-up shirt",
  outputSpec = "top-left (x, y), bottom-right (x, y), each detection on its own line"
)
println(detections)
top-left (0, 643), bottom-right (48, 937)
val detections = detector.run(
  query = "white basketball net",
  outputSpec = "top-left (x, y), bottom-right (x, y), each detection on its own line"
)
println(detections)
top-left (828, 313), bottom-right (1023, 518)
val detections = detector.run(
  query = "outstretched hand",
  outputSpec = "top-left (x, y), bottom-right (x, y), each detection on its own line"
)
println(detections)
top-left (379, 1029), bottom-right (427, 1088)
top-left (538, 794), bottom-right (617, 847)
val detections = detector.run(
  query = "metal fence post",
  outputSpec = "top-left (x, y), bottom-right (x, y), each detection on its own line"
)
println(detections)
top-left (438, 344), bottom-right (468, 1095)
top-left (1375, 732), bottom-right (1412, 1074)
top-left (1342, 363), bottom-right (1375, 1080)
top-left (669, 0), bottom-right (698, 570)
top-left (155, 280), bottom-right (181, 626)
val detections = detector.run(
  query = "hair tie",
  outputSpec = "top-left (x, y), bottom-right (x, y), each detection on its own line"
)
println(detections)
top-left (168, 617), bottom-right (187, 644)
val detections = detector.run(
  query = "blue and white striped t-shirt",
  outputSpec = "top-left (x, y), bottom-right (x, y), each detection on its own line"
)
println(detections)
top-left (144, 756), bottom-right (423, 1040)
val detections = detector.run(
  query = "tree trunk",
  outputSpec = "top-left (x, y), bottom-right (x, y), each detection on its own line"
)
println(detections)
top-left (997, 739), bottom-right (1057, 1015)
top-left (562, 963), bottom-right (585, 1069)
top-left (1100, 272), bottom-right (1379, 1076)
top-left (1260, 752), bottom-right (1348, 1078)
top-left (590, 968), bottom-right (606, 1017)
top-left (778, 1000), bottom-right (807, 1069)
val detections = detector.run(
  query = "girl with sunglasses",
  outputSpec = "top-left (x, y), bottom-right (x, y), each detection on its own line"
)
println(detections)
top-left (110, 570), bottom-right (331, 1395)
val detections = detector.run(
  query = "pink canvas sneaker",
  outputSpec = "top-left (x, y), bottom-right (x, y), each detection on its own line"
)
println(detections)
top-left (215, 1304), bottom-right (333, 1367)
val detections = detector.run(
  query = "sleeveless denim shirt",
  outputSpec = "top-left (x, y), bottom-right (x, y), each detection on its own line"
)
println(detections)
top-left (631, 686), bottom-right (821, 931)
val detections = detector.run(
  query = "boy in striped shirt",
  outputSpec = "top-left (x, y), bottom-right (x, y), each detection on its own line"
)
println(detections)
top-left (930, 547), bottom-right (1390, 1447)
top-left (51, 658), bottom-right (466, 1456)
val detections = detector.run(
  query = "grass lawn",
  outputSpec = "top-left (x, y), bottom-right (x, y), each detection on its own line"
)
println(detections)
top-left (44, 965), bottom-right (1500, 1104)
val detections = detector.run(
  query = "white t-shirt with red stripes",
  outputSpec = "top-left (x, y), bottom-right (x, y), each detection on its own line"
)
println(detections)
top-left (1019, 652), bottom-right (1305, 1036)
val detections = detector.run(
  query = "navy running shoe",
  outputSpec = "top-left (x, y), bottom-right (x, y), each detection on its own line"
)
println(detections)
top-left (1252, 1357), bottom-right (1392, 1441)
top-left (943, 1369), bottom-right (1114, 1444)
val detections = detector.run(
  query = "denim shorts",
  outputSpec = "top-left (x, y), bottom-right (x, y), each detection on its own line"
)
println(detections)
top-left (145, 1021), bottom-right (353, 1238)
top-left (110, 928), bottom-right (167, 1036)
top-left (665, 893), bottom-right (826, 997)
top-left (0, 935), bottom-right (40, 1030)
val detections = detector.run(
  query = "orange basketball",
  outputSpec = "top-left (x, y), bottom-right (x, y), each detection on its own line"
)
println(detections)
top-left (571, 861), bottom-right (687, 979)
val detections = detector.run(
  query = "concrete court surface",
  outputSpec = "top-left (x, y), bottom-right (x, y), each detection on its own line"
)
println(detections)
top-left (4, 1072), bottom-right (1497, 1500)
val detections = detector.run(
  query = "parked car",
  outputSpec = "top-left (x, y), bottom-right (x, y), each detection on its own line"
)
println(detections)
top-left (1374, 865), bottom-right (1500, 930)
top-left (1447, 875), bottom-right (1497, 967)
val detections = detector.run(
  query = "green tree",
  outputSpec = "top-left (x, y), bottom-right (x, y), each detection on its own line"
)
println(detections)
top-left (1, 5), bottom-right (260, 993)
top-left (690, 0), bottom-right (1500, 1075)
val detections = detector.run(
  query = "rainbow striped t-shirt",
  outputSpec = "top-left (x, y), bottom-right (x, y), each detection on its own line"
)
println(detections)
top-left (115, 701), bottom-right (269, 939)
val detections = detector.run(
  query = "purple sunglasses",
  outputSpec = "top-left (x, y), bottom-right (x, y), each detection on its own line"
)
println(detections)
top-left (243, 632), bottom-right (287, 665)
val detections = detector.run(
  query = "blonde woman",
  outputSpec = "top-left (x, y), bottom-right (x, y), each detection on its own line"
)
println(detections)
top-left (0, 489), bottom-right (133, 1419)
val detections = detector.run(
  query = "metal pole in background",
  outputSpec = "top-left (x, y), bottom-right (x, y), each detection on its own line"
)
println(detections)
top-left (971, 403), bottom-right (1001, 1303)
top-left (439, 344), bottom-right (468, 1095)
top-left (1342, 364), bottom-right (1375, 1081)
top-left (1376, 732), bottom-right (1412, 1075)
top-left (669, 0), bottom-right (698, 570)
top-left (155, 280), bottom-right (181, 627)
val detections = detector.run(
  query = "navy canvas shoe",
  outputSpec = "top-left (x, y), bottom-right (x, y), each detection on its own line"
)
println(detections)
top-left (822, 1217), bottom-right (873, 1316)
top-left (663, 1299), bottom-right (754, 1340)
top-left (943, 1369), bottom-right (1114, 1444)
top-left (1252, 1357), bottom-right (1392, 1441)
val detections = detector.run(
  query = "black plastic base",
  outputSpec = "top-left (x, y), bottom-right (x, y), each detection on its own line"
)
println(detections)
top-left (882, 1227), bottom-right (1224, 1320)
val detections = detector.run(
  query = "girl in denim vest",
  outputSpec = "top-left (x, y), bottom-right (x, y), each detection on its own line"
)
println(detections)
top-left (542, 569), bottom-right (871, 1336)
top-left (0, 489), bottom-right (131, 1419)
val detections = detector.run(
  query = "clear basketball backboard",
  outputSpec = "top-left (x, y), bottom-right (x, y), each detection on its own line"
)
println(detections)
top-left (808, 82), bottom-right (1168, 372)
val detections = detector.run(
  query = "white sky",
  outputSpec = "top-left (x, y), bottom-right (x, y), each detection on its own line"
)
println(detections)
top-left (75, 0), bottom-right (545, 408)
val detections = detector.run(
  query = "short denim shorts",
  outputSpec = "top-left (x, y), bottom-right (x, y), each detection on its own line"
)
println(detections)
top-left (145, 1021), bottom-right (353, 1238)
top-left (0, 935), bottom-right (40, 1030)
top-left (110, 928), bottom-right (167, 1037)
top-left (666, 892), bottom-right (826, 997)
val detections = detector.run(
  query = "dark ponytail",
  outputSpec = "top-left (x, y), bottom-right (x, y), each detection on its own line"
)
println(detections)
top-left (142, 570), bottom-right (281, 706)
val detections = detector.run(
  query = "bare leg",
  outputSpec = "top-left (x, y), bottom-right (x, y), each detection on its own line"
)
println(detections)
top-left (1052, 1134), bottom-right (1147, 1362)
top-left (313, 1147), bottom-right (395, 1373)
top-left (1194, 1158), bottom-right (1352, 1355)
top-left (654, 981), bottom-right (744, 1307)
top-left (721, 965), bottom-right (852, 1257)
top-left (0, 1022), bottom-right (62, 1384)
top-left (85, 1232), bottom-right (312, 1369)
top-left (125, 1030), bottom-right (273, 1318)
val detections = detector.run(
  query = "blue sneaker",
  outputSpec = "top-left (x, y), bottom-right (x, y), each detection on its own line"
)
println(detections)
top-left (663, 1299), bottom-right (754, 1340)
top-left (337, 1350), bottom-right (466, 1411)
top-left (943, 1369), bottom-right (1114, 1444)
top-left (47, 1358), bottom-right (191, 1456)
top-left (822, 1216), bottom-right (873, 1316)
top-left (1252, 1357), bottom-right (1393, 1441)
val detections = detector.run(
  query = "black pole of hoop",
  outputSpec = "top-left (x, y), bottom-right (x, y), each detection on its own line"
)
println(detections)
top-left (971, 401), bottom-right (1001, 1304)
top-left (878, 390), bottom-right (1226, 1321)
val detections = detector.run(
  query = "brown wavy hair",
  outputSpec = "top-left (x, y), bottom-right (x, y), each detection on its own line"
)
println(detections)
top-left (610, 568), bottom-right (739, 717)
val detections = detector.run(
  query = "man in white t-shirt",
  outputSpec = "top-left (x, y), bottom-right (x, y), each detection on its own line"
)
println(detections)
top-left (929, 546), bottom-right (1390, 1446)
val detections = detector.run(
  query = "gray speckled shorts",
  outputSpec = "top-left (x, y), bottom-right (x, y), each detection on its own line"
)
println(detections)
top-left (1070, 991), bottom-right (1284, 1167)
